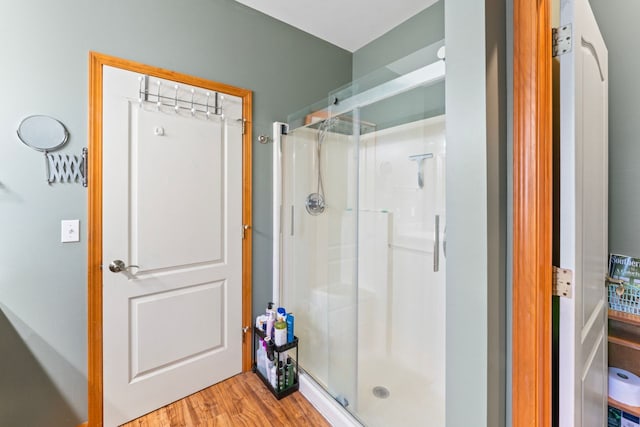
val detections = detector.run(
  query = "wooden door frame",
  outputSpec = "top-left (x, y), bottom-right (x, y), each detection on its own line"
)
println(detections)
top-left (87, 52), bottom-right (253, 426)
top-left (512, 0), bottom-right (553, 426)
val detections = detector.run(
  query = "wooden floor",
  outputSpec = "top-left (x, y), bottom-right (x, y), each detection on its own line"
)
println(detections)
top-left (121, 372), bottom-right (331, 427)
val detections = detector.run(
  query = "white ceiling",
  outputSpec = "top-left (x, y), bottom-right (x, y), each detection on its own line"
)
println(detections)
top-left (234, 0), bottom-right (437, 52)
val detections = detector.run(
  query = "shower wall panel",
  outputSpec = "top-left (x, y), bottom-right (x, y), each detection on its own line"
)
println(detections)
top-left (358, 115), bottom-right (446, 392)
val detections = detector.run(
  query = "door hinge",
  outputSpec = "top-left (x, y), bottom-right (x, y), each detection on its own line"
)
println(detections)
top-left (236, 118), bottom-right (247, 135)
top-left (81, 147), bottom-right (88, 187)
top-left (552, 266), bottom-right (573, 298)
top-left (242, 224), bottom-right (251, 239)
top-left (552, 24), bottom-right (572, 57)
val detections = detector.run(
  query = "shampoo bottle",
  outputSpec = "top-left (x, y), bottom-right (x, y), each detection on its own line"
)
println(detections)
top-left (286, 313), bottom-right (295, 343)
top-left (286, 357), bottom-right (295, 387)
top-left (274, 320), bottom-right (287, 346)
top-left (270, 364), bottom-right (277, 389)
top-left (278, 361), bottom-right (285, 391)
top-left (266, 312), bottom-right (275, 339)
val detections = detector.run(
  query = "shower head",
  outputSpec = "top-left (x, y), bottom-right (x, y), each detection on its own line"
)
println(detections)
top-left (316, 117), bottom-right (338, 145)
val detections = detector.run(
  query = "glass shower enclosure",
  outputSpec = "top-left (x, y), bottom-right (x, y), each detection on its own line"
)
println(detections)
top-left (274, 45), bottom-right (446, 427)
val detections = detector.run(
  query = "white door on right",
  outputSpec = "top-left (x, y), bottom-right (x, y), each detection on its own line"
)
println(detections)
top-left (558, 0), bottom-right (609, 425)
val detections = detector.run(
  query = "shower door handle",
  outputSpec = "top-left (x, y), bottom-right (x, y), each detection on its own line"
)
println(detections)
top-left (434, 215), bottom-right (440, 272)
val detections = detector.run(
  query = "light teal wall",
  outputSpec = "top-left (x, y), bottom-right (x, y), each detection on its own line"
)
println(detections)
top-left (351, 2), bottom-right (445, 132)
top-left (352, 1), bottom-right (445, 79)
top-left (446, 0), bottom-right (506, 426)
top-left (589, 0), bottom-right (640, 257)
top-left (0, 1), bottom-right (351, 425)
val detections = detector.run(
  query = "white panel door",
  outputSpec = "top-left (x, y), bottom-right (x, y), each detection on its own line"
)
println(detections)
top-left (102, 66), bottom-right (243, 426)
top-left (558, 0), bottom-right (609, 425)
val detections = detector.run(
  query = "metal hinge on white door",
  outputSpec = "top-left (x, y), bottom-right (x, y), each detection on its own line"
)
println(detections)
top-left (239, 118), bottom-right (246, 135)
top-left (242, 224), bottom-right (251, 239)
top-left (552, 24), bottom-right (573, 57)
top-left (552, 266), bottom-right (573, 298)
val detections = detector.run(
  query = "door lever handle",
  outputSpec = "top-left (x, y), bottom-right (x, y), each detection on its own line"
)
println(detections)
top-left (108, 259), bottom-right (139, 273)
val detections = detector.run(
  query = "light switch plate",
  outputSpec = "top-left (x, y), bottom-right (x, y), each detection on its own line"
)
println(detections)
top-left (61, 219), bottom-right (80, 243)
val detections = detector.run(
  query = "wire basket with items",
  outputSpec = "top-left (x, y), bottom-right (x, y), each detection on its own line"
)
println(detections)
top-left (608, 253), bottom-right (640, 316)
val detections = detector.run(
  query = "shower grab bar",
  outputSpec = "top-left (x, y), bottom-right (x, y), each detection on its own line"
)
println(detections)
top-left (434, 215), bottom-right (440, 272)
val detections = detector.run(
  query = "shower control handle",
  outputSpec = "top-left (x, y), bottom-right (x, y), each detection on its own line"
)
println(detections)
top-left (434, 215), bottom-right (440, 272)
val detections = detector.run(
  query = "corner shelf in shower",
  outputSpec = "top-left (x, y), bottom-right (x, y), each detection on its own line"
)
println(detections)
top-left (252, 326), bottom-right (300, 400)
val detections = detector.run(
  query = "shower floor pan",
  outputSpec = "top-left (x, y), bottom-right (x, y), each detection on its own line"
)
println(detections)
top-left (355, 358), bottom-right (444, 427)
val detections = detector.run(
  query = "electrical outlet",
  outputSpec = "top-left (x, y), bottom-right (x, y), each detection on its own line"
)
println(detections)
top-left (61, 219), bottom-right (80, 243)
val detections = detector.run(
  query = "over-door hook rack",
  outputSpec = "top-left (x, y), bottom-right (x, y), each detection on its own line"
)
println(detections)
top-left (138, 76), bottom-right (225, 118)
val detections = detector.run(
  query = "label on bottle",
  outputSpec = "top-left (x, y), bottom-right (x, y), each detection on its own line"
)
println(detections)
top-left (274, 327), bottom-right (287, 346)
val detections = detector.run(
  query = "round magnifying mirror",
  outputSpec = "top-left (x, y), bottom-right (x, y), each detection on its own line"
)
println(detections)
top-left (17, 115), bottom-right (69, 152)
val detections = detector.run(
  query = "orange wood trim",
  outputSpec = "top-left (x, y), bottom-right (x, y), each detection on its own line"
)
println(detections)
top-left (88, 52), bottom-right (104, 427)
top-left (512, 0), bottom-right (553, 426)
top-left (77, 422), bottom-right (89, 427)
top-left (241, 86), bottom-right (253, 372)
top-left (87, 51), bottom-right (253, 426)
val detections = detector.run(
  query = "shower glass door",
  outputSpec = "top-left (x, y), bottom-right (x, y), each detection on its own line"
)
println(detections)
top-left (280, 112), bottom-right (360, 409)
top-left (280, 48), bottom-right (447, 426)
